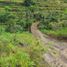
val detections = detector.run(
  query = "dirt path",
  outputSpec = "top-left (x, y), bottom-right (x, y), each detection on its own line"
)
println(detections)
top-left (31, 22), bottom-right (67, 67)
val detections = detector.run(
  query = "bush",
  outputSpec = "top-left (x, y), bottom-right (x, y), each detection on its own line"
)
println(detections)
top-left (23, 0), bottom-right (35, 7)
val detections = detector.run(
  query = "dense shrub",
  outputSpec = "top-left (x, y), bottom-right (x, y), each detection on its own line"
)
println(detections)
top-left (23, 0), bottom-right (35, 7)
top-left (0, 11), bottom-right (34, 32)
top-left (39, 11), bottom-right (67, 30)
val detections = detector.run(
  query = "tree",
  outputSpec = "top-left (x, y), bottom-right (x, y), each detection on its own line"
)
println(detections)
top-left (0, 12), bottom-right (9, 24)
top-left (23, 0), bottom-right (35, 32)
top-left (23, 0), bottom-right (35, 7)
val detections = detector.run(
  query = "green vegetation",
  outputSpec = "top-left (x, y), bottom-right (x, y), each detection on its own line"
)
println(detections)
top-left (0, 0), bottom-right (67, 67)
top-left (0, 32), bottom-right (48, 67)
top-left (41, 27), bottom-right (67, 38)
top-left (38, 0), bottom-right (67, 38)
top-left (0, 0), bottom-right (49, 66)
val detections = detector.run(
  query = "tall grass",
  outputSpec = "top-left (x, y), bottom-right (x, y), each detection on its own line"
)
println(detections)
top-left (41, 27), bottom-right (67, 37)
top-left (0, 32), bottom-right (48, 67)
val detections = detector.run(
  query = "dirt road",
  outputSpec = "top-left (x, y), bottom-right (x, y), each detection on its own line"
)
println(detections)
top-left (31, 22), bottom-right (67, 67)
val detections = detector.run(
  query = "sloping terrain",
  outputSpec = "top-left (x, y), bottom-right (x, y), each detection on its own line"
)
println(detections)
top-left (31, 22), bottom-right (67, 67)
top-left (0, 0), bottom-right (67, 67)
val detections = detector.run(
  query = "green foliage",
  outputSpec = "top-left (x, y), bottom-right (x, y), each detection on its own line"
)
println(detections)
top-left (0, 0), bottom-right (67, 67)
top-left (0, 0), bottom-right (66, 33)
top-left (23, 0), bottom-right (35, 7)
top-left (64, 0), bottom-right (67, 3)
top-left (0, 32), bottom-right (48, 67)
top-left (0, 43), bottom-right (34, 67)
top-left (0, 11), bottom-right (34, 32)
top-left (0, 12), bottom-right (9, 24)
top-left (41, 27), bottom-right (67, 37)
top-left (39, 11), bottom-right (63, 29)
top-left (0, 2), bottom-right (35, 32)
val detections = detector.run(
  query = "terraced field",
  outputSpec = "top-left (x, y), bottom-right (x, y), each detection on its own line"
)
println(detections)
top-left (0, 0), bottom-right (67, 67)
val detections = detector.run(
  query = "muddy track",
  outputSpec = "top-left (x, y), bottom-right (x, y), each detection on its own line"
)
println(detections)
top-left (31, 22), bottom-right (67, 67)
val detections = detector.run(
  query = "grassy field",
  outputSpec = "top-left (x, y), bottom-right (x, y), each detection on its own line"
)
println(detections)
top-left (0, 32), bottom-right (49, 67)
top-left (41, 27), bottom-right (67, 38)
top-left (0, 0), bottom-right (67, 67)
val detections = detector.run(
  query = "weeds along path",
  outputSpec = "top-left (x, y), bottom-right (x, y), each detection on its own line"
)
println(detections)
top-left (31, 22), bottom-right (67, 67)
